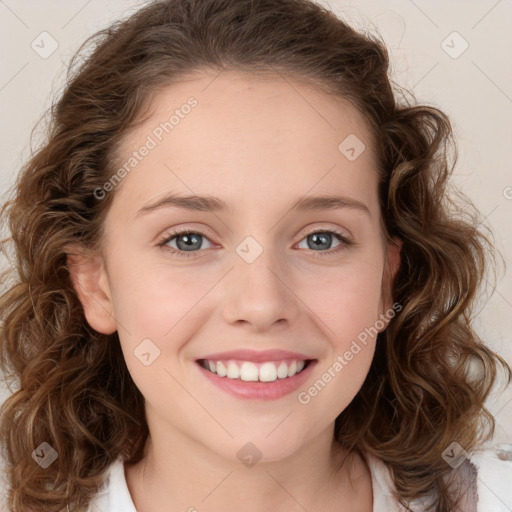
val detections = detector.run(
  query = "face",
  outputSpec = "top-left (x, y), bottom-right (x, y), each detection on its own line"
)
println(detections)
top-left (69, 70), bottom-right (400, 463)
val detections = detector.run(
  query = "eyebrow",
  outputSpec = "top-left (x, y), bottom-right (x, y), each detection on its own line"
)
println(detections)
top-left (135, 192), bottom-right (370, 218)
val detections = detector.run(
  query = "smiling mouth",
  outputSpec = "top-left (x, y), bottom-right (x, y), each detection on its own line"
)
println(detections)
top-left (197, 358), bottom-right (314, 382)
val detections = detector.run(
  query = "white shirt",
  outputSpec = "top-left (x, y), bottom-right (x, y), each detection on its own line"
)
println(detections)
top-left (87, 445), bottom-right (512, 511)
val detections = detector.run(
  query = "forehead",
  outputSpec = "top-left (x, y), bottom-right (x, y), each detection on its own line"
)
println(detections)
top-left (109, 70), bottom-right (379, 219)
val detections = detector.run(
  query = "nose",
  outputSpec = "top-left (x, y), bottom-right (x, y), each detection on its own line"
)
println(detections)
top-left (221, 245), bottom-right (300, 333)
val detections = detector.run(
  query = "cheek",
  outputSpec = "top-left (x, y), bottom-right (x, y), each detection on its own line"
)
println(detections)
top-left (109, 261), bottom-right (208, 389)
top-left (299, 266), bottom-right (382, 415)
top-left (299, 259), bottom-right (384, 345)
top-left (109, 258), bottom-right (209, 336)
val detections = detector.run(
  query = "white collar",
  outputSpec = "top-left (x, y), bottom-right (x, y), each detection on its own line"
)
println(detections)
top-left (88, 444), bottom-right (512, 511)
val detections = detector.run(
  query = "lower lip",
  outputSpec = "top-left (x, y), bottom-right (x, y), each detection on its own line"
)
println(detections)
top-left (196, 360), bottom-right (317, 401)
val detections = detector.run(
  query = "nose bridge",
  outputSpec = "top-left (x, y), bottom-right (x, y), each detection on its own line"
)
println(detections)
top-left (221, 233), bottom-right (298, 331)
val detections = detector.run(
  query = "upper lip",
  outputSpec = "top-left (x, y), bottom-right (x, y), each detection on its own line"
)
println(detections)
top-left (197, 349), bottom-right (315, 363)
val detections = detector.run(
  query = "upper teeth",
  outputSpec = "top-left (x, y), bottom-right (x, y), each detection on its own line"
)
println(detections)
top-left (201, 359), bottom-right (306, 382)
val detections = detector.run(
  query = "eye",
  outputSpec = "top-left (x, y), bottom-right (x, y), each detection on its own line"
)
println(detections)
top-left (296, 228), bottom-right (353, 258)
top-left (158, 229), bottom-right (214, 258)
top-left (157, 227), bottom-right (353, 259)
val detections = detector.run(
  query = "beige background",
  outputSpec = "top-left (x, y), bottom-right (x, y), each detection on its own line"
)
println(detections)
top-left (1, 0), bottom-right (511, 460)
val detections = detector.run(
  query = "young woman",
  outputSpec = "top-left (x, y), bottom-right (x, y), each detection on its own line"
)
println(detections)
top-left (1, 1), bottom-right (511, 510)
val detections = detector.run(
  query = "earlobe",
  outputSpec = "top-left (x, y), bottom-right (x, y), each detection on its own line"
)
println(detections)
top-left (65, 245), bottom-right (117, 335)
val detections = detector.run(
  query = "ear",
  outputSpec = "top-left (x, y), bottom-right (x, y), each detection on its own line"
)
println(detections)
top-left (378, 235), bottom-right (402, 331)
top-left (65, 244), bottom-right (117, 335)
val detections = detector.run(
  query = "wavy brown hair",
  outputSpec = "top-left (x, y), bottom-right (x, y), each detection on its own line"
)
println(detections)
top-left (1, 0), bottom-right (510, 510)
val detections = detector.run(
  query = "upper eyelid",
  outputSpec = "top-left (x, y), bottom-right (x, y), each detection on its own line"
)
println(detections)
top-left (159, 225), bottom-right (216, 244)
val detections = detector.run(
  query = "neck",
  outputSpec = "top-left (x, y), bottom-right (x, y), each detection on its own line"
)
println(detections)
top-left (124, 419), bottom-right (372, 512)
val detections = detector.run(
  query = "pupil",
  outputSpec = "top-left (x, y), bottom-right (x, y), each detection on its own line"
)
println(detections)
top-left (310, 232), bottom-right (331, 250)
top-left (177, 233), bottom-right (201, 251)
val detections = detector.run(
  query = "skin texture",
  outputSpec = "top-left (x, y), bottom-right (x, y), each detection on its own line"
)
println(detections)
top-left (68, 70), bottom-right (401, 512)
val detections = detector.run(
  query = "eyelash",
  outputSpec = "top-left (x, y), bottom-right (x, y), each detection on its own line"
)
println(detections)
top-left (157, 226), bottom-right (353, 259)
